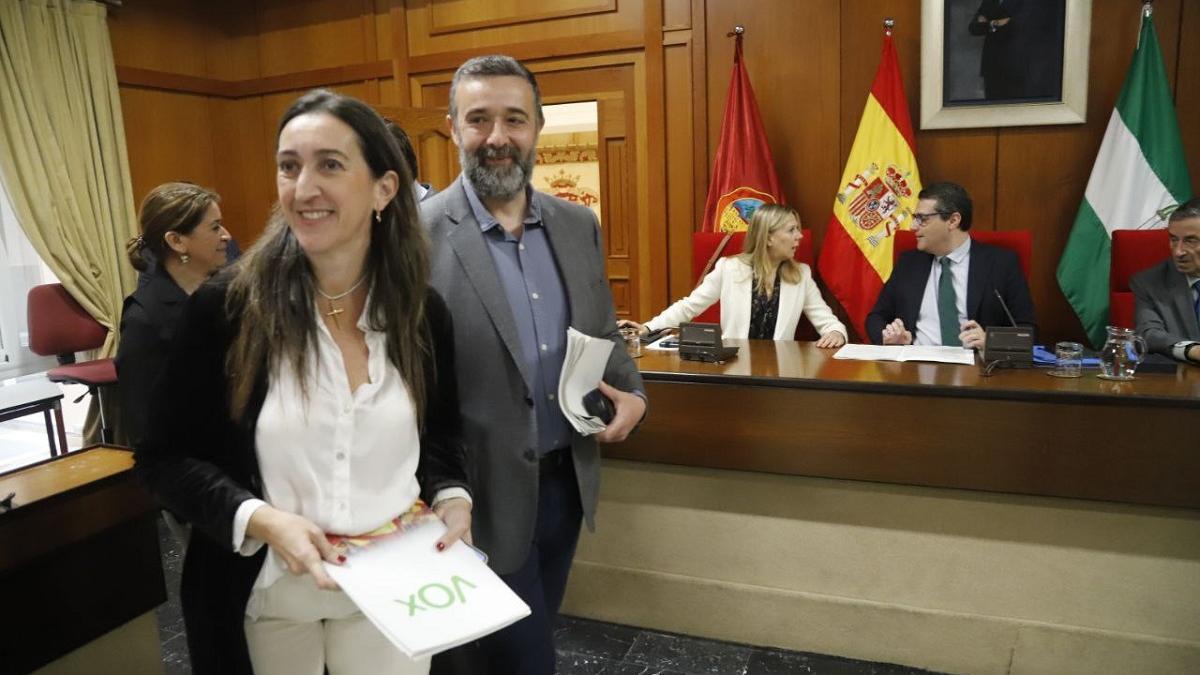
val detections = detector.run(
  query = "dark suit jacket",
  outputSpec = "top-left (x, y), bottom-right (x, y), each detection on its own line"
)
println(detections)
top-left (116, 266), bottom-right (188, 447)
top-left (133, 272), bottom-right (469, 674)
top-left (865, 239), bottom-right (1036, 345)
top-left (423, 176), bottom-right (644, 575)
top-left (1131, 259), bottom-right (1200, 358)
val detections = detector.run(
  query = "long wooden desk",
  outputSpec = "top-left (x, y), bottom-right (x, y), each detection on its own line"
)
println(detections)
top-left (0, 446), bottom-right (165, 674)
top-left (608, 340), bottom-right (1200, 509)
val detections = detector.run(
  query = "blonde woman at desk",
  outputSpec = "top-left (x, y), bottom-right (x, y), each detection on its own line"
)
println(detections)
top-left (622, 204), bottom-right (847, 346)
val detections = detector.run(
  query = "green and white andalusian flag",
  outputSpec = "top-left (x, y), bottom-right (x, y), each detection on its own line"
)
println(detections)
top-left (1056, 6), bottom-right (1193, 347)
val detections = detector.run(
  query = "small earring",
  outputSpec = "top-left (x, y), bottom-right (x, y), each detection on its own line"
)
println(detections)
top-left (374, 209), bottom-right (382, 223)
top-left (180, 253), bottom-right (190, 264)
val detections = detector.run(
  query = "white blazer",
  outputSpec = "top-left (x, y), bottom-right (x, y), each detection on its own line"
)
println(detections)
top-left (644, 256), bottom-right (847, 340)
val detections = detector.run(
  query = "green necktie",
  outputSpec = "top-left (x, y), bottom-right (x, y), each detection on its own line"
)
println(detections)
top-left (938, 257), bottom-right (961, 346)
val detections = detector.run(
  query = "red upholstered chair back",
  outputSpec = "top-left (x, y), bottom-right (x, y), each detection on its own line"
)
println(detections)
top-left (690, 230), bottom-right (815, 337)
top-left (891, 229), bottom-right (1032, 281)
top-left (27, 283), bottom-right (108, 357)
top-left (1109, 229), bottom-right (1170, 329)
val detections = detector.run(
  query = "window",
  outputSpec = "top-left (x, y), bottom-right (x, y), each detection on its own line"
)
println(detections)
top-left (0, 176), bottom-right (59, 379)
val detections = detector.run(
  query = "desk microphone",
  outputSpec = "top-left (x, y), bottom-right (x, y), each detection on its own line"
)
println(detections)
top-left (994, 289), bottom-right (1018, 327)
top-left (983, 289), bottom-right (1033, 373)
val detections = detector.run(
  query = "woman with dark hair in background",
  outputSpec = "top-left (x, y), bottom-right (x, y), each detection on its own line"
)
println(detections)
top-left (117, 182), bottom-right (230, 447)
top-left (134, 90), bottom-right (471, 674)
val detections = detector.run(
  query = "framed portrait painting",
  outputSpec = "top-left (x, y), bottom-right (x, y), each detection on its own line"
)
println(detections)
top-left (921, 0), bottom-right (1092, 129)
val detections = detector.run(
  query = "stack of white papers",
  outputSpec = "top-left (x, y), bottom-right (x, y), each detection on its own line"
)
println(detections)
top-left (557, 327), bottom-right (614, 435)
top-left (325, 517), bottom-right (530, 660)
top-left (833, 344), bottom-right (976, 365)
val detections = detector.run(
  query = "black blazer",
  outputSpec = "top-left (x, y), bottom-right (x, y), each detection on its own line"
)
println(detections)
top-left (116, 266), bottom-right (188, 447)
top-left (865, 239), bottom-right (1036, 345)
top-left (134, 271), bottom-right (470, 675)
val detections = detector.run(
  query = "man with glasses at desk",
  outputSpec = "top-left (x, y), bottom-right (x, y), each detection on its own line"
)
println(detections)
top-left (866, 181), bottom-right (1036, 349)
top-left (1131, 197), bottom-right (1200, 364)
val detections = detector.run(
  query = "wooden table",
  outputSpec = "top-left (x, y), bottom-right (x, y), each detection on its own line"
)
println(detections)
top-left (0, 378), bottom-right (69, 457)
top-left (0, 446), bottom-right (165, 674)
top-left (609, 340), bottom-right (1200, 509)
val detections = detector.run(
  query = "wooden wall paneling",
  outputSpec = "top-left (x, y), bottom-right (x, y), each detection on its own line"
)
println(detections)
top-left (404, 0), bottom-right (644, 60)
top-left (664, 39), bottom-right (697, 302)
top-left (377, 77), bottom-right (400, 106)
top-left (107, 1), bottom-right (216, 76)
top-left (1176, 0), bottom-right (1200, 194)
top-left (603, 137), bottom-right (631, 316)
top-left (690, 0), bottom-right (708, 236)
top-left (255, 0), bottom-right (376, 77)
top-left (118, 88), bottom-right (218, 211)
top-left (374, 105), bottom-right (454, 189)
top-left (408, 78), bottom-right (459, 190)
top-left (663, 0), bottom-right (691, 31)
top-left (704, 1), bottom-right (841, 247)
top-left (427, 0), bottom-right (617, 36)
top-left (641, 0), bottom-right (668, 317)
top-left (208, 97), bottom-right (273, 247)
top-left (389, 0), bottom-right (412, 106)
top-left (360, 0), bottom-right (381, 102)
top-left (207, 1), bottom-right (261, 82)
top-left (372, 0), bottom-right (394, 60)
top-left (405, 32), bottom-right (645, 75)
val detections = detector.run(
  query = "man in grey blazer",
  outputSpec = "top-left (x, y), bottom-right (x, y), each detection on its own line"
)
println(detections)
top-left (1132, 198), bottom-right (1200, 364)
top-left (423, 55), bottom-right (646, 675)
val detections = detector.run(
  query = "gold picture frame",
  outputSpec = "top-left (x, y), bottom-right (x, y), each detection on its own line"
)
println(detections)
top-left (920, 0), bottom-right (1092, 129)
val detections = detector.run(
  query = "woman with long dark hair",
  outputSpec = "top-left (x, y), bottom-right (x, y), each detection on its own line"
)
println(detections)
top-left (135, 89), bottom-right (471, 674)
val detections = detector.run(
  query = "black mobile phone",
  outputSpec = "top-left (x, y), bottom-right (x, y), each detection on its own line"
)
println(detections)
top-left (640, 327), bottom-right (671, 344)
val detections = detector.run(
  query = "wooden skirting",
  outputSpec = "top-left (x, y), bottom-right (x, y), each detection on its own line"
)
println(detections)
top-left (563, 460), bottom-right (1200, 675)
top-left (116, 60), bottom-right (393, 99)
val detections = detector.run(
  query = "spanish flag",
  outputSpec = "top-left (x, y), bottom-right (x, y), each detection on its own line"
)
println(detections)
top-left (818, 24), bottom-right (921, 339)
top-left (700, 30), bottom-right (783, 233)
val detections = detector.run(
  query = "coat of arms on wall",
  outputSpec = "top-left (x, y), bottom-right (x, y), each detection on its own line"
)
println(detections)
top-left (542, 168), bottom-right (600, 209)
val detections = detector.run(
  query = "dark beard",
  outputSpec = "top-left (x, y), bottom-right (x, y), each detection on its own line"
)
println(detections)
top-left (461, 142), bottom-right (535, 201)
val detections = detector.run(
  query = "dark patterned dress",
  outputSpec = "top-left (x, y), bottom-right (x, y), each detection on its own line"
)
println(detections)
top-left (748, 274), bottom-right (782, 340)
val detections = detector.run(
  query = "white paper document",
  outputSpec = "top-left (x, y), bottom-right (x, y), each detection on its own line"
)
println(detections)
top-left (557, 327), bottom-right (615, 435)
top-left (833, 344), bottom-right (976, 365)
top-left (325, 517), bottom-right (530, 660)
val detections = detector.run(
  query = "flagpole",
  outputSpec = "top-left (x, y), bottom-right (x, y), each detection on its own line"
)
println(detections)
top-left (884, 17), bottom-right (894, 36)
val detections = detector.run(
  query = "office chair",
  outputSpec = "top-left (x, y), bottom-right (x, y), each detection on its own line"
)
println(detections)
top-left (1108, 229), bottom-right (1170, 329)
top-left (26, 283), bottom-right (118, 444)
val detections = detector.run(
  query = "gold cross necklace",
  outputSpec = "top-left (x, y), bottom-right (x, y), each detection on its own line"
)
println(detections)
top-left (316, 274), bottom-right (368, 330)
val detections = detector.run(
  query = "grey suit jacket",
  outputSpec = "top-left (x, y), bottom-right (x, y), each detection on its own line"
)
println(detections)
top-left (423, 176), bottom-right (644, 574)
top-left (1131, 259), bottom-right (1200, 358)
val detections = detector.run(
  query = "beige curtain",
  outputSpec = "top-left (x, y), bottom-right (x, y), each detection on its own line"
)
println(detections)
top-left (0, 0), bottom-right (138, 443)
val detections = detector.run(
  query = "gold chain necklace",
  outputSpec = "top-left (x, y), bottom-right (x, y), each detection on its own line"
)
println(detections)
top-left (316, 274), bottom-right (367, 330)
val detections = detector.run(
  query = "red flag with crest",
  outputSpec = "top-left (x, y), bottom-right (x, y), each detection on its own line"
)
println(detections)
top-left (701, 30), bottom-right (784, 233)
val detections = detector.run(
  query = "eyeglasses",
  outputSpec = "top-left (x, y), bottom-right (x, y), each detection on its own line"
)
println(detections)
top-left (911, 211), bottom-right (951, 226)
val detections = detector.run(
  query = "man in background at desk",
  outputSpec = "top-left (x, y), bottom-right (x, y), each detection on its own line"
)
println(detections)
top-left (866, 181), bottom-right (1036, 349)
top-left (1132, 197), bottom-right (1200, 364)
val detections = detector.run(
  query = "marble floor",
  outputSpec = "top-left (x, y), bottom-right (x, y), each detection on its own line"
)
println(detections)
top-left (153, 518), bottom-right (941, 675)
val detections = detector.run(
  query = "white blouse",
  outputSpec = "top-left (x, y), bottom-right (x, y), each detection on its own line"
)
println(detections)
top-left (231, 300), bottom-right (467, 592)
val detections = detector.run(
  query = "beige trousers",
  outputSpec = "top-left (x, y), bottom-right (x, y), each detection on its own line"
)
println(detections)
top-left (243, 573), bottom-right (430, 675)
